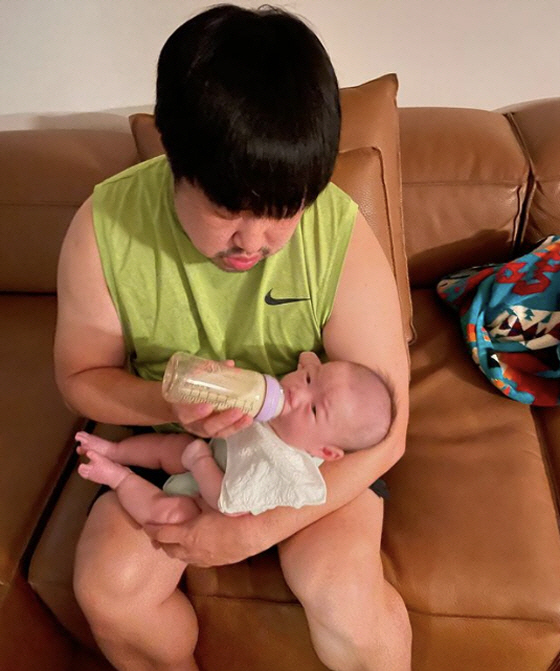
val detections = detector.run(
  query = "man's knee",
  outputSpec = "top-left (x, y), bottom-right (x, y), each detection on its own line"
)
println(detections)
top-left (306, 583), bottom-right (411, 671)
top-left (74, 542), bottom-right (145, 629)
top-left (280, 529), bottom-right (380, 611)
top-left (74, 549), bottom-right (149, 621)
top-left (283, 555), bottom-right (410, 646)
top-left (73, 494), bottom-right (178, 621)
top-left (278, 494), bottom-right (411, 669)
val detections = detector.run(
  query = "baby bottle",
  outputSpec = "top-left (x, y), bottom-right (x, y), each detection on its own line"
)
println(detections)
top-left (162, 352), bottom-right (284, 421)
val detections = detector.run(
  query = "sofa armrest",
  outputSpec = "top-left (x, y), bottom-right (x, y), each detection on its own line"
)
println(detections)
top-left (0, 295), bottom-right (84, 599)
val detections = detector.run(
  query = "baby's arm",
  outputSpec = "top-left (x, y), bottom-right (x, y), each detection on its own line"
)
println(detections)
top-left (182, 439), bottom-right (227, 512)
top-left (78, 450), bottom-right (200, 526)
top-left (76, 430), bottom-right (195, 474)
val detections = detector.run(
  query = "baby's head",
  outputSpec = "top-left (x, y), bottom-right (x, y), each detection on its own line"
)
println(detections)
top-left (270, 351), bottom-right (394, 461)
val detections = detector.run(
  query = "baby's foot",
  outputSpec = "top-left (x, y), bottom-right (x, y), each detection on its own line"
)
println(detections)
top-left (78, 450), bottom-right (131, 490)
top-left (75, 431), bottom-right (118, 460)
top-left (181, 439), bottom-right (213, 471)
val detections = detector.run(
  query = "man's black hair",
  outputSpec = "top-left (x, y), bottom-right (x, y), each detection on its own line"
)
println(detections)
top-left (155, 4), bottom-right (340, 218)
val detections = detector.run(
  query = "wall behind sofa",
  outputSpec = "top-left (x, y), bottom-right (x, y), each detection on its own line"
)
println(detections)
top-left (1, 0), bottom-right (559, 129)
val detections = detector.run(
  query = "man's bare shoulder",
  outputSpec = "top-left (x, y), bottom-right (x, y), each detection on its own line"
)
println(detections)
top-left (58, 196), bottom-right (96, 271)
top-left (58, 197), bottom-right (114, 318)
top-left (55, 196), bottom-right (124, 380)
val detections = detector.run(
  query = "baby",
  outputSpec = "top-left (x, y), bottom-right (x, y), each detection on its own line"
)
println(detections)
top-left (76, 352), bottom-right (393, 525)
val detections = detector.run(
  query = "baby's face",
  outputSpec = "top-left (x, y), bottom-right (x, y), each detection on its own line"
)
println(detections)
top-left (271, 352), bottom-right (362, 458)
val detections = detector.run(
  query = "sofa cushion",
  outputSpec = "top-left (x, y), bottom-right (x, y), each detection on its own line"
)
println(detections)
top-left (129, 74), bottom-right (414, 343)
top-left (337, 76), bottom-right (413, 343)
top-left (383, 289), bottom-right (560, 669)
top-left (400, 108), bottom-right (530, 288)
top-left (535, 401), bottom-right (560, 517)
top-left (501, 99), bottom-right (560, 243)
top-left (0, 130), bottom-right (137, 293)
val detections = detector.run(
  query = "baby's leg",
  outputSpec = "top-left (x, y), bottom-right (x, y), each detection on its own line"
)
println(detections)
top-left (181, 439), bottom-right (226, 511)
top-left (75, 431), bottom-right (194, 474)
top-left (78, 450), bottom-right (200, 526)
top-left (78, 449), bottom-right (132, 489)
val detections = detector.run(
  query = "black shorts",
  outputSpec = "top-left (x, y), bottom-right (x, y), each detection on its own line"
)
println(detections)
top-left (91, 465), bottom-right (169, 507)
top-left (370, 478), bottom-right (390, 500)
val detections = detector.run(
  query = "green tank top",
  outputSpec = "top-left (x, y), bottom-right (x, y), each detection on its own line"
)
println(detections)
top-left (93, 155), bottom-right (357, 385)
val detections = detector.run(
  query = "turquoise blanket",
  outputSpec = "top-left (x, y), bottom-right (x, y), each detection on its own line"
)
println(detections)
top-left (437, 236), bottom-right (560, 406)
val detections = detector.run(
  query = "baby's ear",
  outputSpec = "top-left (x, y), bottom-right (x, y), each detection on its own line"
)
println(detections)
top-left (320, 445), bottom-right (344, 461)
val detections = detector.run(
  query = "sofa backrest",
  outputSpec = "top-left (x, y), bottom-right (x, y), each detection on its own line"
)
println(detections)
top-left (501, 98), bottom-right (560, 244)
top-left (399, 107), bottom-right (531, 288)
top-left (400, 98), bottom-right (560, 289)
top-left (0, 129), bottom-right (137, 293)
top-left (1, 97), bottom-right (558, 305)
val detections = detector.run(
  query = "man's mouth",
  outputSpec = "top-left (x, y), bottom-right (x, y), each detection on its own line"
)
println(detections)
top-left (221, 254), bottom-right (262, 271)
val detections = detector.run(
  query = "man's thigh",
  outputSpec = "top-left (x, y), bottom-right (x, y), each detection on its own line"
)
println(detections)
top-left (279, 491), bottom-right (411, 671)
top-left (74, 492), bottom-right (187, 605)
top-left (278, 489), bottom-right (385, 608)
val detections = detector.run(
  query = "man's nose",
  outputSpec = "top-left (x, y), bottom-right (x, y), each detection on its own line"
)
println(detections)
top-left (232, 220), bottom-right (267, 254)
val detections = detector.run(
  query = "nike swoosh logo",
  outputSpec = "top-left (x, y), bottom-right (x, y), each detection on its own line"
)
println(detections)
top-left (264, 290), bottom-right (311, 306)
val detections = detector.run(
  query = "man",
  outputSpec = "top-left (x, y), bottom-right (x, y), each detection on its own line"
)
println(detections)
top-left (55, 6), bottom-right (411, 671)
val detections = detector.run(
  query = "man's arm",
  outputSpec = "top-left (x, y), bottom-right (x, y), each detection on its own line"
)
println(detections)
top-left (55, 198), bottom-right (176, 426)
top-left (322, 209), bottom-right (410, 476)
top-left (55, 199), bottom-right (253, 434)
top-left (147, 211), bottom-right (410, 565)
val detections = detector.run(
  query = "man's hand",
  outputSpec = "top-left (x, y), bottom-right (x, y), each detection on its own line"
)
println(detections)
top-left (144, 509), bottom-right (262, 566)
top-left (171, 403), bottom-right (253, 439)
top-left (169, 358), bottom-right (254, 438)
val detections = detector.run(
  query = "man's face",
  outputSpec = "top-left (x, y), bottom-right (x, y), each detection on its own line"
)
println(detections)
top-left (174, 179), bottom-right (302, 272)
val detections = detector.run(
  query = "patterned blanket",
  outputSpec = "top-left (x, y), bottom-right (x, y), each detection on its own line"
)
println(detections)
top-left (437, 236), bottom-right (560, 405)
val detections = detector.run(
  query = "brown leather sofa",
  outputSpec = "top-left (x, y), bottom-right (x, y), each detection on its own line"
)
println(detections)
top-left (2, 73), bottom-right (560, 671)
